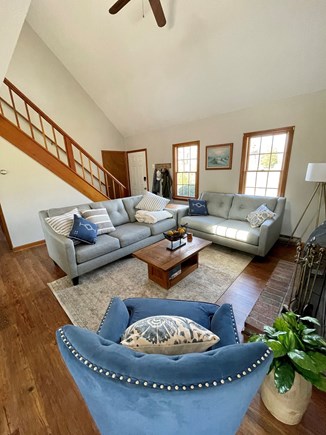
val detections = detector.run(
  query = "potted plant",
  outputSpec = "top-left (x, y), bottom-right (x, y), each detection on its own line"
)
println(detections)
top-left (249, 311), bottom-right (326, 425)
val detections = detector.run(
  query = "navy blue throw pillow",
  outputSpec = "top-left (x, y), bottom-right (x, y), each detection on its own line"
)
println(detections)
top-left (188, 199), bottom-right (208, 216)
top-left (69, 214), bottom-right (98, 244)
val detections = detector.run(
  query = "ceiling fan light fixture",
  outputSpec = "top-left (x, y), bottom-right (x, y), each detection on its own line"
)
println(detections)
top-left (109, 0), bottom-right (166, 27)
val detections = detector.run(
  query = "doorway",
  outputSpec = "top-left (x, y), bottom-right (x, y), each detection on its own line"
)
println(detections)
top-left (127, 149), bottom-right (148, 196)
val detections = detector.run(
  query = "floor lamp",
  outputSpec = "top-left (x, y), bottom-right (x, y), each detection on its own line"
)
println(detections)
top-left (290, 163), bottom-right (326, 239)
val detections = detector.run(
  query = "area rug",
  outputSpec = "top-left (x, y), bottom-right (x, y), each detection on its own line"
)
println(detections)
top-left (48, 245), bottom-right (253, 331)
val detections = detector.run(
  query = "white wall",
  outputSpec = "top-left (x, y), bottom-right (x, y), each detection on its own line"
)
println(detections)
top-left (0, 137), bottom-right (90, 248)
top-left (0, 0), bottom-right (31, 83)
top-left (0, 22), bottom-right (126, 248)
top-left (4, 23), bottom-right (124, 162)
top-left (125, 90), bottom-right (326, 239)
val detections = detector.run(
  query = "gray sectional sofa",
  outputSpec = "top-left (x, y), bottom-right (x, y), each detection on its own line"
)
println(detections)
top-left (178, 192), bottom-right (286, 257)
top-left (39, 195), bottom-right (177, 285)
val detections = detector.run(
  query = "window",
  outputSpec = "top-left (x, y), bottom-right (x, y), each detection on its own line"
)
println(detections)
top-left (239, 126), bottom-right (294, 197)
top-left (173, 141), bottom-right (200, 200)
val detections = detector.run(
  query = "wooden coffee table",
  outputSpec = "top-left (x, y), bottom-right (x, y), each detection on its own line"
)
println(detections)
top-left (133, 236), bottom-right (212, 289)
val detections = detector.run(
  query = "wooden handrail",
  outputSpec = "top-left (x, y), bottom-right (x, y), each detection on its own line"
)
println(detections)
top-left (1, 78), bottom-right (128, 199)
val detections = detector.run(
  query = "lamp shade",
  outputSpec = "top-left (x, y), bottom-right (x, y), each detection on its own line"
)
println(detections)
top-left (305, 163), bottom-right (326, 182)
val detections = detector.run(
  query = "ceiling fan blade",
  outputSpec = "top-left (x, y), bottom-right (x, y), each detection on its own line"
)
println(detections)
top-left (109, 0), bottom-right (132, 15)
top-left (148, 0), bottom-right (166, 27)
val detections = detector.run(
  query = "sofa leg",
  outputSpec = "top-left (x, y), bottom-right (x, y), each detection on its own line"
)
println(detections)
top-left (72, 277), bottom-right (79, 286)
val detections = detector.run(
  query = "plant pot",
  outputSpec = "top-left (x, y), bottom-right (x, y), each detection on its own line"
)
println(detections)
top-left (261, 370), bottom-right (312, 425)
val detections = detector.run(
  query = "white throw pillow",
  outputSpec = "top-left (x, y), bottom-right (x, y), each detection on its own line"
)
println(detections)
top-left (246, 204), bottom-right (276, 228)
top-left (135, 192), bottom-right (170, 211)
top-left (45, 208), bottom-right (80, 236)
top-left (81, 208), bottom-right (115, 235)
top-left (120, 315), bottom-right (219, 355)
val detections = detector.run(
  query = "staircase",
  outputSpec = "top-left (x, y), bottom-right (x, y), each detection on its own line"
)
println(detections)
top-left (0, 79), bottom-right (128, 201)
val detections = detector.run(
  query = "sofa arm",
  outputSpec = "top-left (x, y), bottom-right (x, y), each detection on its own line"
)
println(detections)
top-left (163, 207), bottom-right (178, 223)
top-left (165, 205), bottom-right (189, 226)
top-left (39, 211), bottom-right (77, 278)
top-left (176, 206), bottom-right (189, 227)
top-left (258, 198), bottom-right (286, 256)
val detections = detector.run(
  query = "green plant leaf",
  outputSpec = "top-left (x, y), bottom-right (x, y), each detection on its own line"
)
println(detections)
top-left (302, 335), bottom-right (326, 348)
top-left (288, 350), bottom-right (318, 373)
top-left (281, 312), bottom-right (299, 329)
top-left (278, 331), bottom-right (297, 352)
top-left (263, 326), bottom-right (276, 336)
top-left (274, 362), bottom-right (295, 394)
top-left (302, 328), bottom-right (316, 335)
top-left (266, 340), bottom-right (287, 358)
top-left (273, 317), bottom-right (290, 332)
top-left (294, 366), bottom-right (326, 392)
top-left (307, 352), bottom-right (326, 372)
top-left (248, 334), bottom-right (265, 343)
top-left (301, 316), bottom-right (320, 326)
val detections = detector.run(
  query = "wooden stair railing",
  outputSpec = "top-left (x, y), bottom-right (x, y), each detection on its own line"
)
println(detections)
top-left (0, 79), bottom-right (128, 200)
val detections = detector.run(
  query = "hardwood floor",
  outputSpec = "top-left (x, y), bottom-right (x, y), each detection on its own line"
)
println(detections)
top-left (0, 229), bottom-right (325, 434)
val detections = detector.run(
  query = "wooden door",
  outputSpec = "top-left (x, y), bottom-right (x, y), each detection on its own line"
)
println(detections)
top-left (102, 150), bottom-right (130, 197)
top-left (127, 149), bottom-right (148, 196)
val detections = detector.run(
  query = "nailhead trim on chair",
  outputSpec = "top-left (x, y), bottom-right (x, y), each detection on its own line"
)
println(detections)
top-left (229, 304), bottom-right (240, 343)
top-left (97, 298), bottom-right (114, 334)
top-left (58, 328), bottom-right (271, 392)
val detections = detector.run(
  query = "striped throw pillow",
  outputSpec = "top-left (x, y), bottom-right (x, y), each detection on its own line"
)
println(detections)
top-left (45, 208), bottom-right (80, 236)
top-left (82, 208), bottom-right (115, 235)
top-left (135, 192), bottom-right (170, 212)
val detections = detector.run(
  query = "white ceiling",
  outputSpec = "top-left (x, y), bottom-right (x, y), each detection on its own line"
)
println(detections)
top-left (26, 0), bottom-right (326, 137)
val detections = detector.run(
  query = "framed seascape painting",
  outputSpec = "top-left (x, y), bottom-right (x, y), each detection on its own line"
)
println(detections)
top-left (205, 143), bottom-right (233, 170)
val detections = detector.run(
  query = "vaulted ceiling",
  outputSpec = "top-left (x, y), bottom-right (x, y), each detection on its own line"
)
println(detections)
top-left (26, 0), bottom-right (326, 137)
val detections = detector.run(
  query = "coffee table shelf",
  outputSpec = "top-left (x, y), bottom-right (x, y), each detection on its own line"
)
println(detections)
top-left (133, 236), bottom-right (212, 290)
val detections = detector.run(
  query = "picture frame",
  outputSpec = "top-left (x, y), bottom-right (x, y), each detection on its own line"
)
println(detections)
top-left (205, 143), bottom-right (233, 170)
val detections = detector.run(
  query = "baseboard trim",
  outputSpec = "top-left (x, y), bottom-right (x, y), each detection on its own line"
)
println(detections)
top-left (12, 240), bottom-right (45, 252)
top-left (279, 234), bottom-right (300, 245)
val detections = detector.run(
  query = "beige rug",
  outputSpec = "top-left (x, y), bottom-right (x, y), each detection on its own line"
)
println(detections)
top-left (48, 245), bottom-right (253, 331)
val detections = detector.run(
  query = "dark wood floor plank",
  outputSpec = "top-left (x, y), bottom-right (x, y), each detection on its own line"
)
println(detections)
top-left (0, 228), bottom-right (325, 434)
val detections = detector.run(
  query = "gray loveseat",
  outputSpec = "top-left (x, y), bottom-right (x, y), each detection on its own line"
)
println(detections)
top-left (39, 195), bottom-right (177, 285)
top-left (178, 192), bottom-right (286, 257)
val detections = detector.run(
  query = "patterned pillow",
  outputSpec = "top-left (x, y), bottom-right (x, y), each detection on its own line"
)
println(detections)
top-left (135, 192), bottom-right (170, 211)
top-left (188, 199), bottom-right (208, 216)
top-left (120, 315), bottom-right (219, 355)
top-left (246, 204), bottom-right (276, 228)
top-left (81, 208), bottom-right (115, 235)
top-left (45, 208), bottom-right (80, 236)
top-left (69, 215), bottom-right (98, 244)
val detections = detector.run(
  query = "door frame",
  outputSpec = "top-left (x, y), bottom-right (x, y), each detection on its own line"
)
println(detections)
top-left (126, 148), bottom-right (149, 194)
top-left (0, 204), bottom-right (13, 249)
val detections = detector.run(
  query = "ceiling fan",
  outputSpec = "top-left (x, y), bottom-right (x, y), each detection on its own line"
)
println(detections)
top-left (109, 0), bottom-right (166, 27)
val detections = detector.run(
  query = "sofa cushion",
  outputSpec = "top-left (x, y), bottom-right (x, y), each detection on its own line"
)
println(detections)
top-left (180, 215), bottom-right (226, 234)
top-left (122, 195), bottom-right (143, 222)
top-left (75, 234), bottom-right (120, 264)
top-left (228, 194), bottom-right (277, 221)
top-left (135, 192), bottom-right (170, 211)
top-left (69, 215), bottom-right (98, 244)
top-left (120, 315), bottom-right (219, 355)
top-left (214, 220), bottom-right (260, 245)
top-left (135, 218), bottom-right (176, 236)
top-left (81, 208), bottom-right (115, 234)
top-left (92, 199), bottom-right (130, 227)
top-left (200, 192), bottom-right (234, 219)
top-left (188, 199), bottom-right (208, 216)
top-left (246, 204), bottom-right (276, 228)
top-left (109, 223), bottom-right (151, 247)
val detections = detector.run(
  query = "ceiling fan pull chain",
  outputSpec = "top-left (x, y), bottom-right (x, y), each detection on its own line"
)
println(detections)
top-left (142, 0), bottom-right (145, 18)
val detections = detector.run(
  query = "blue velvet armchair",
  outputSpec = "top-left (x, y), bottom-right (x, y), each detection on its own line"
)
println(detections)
top-left (57, 297), bottom-right (272, 435)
